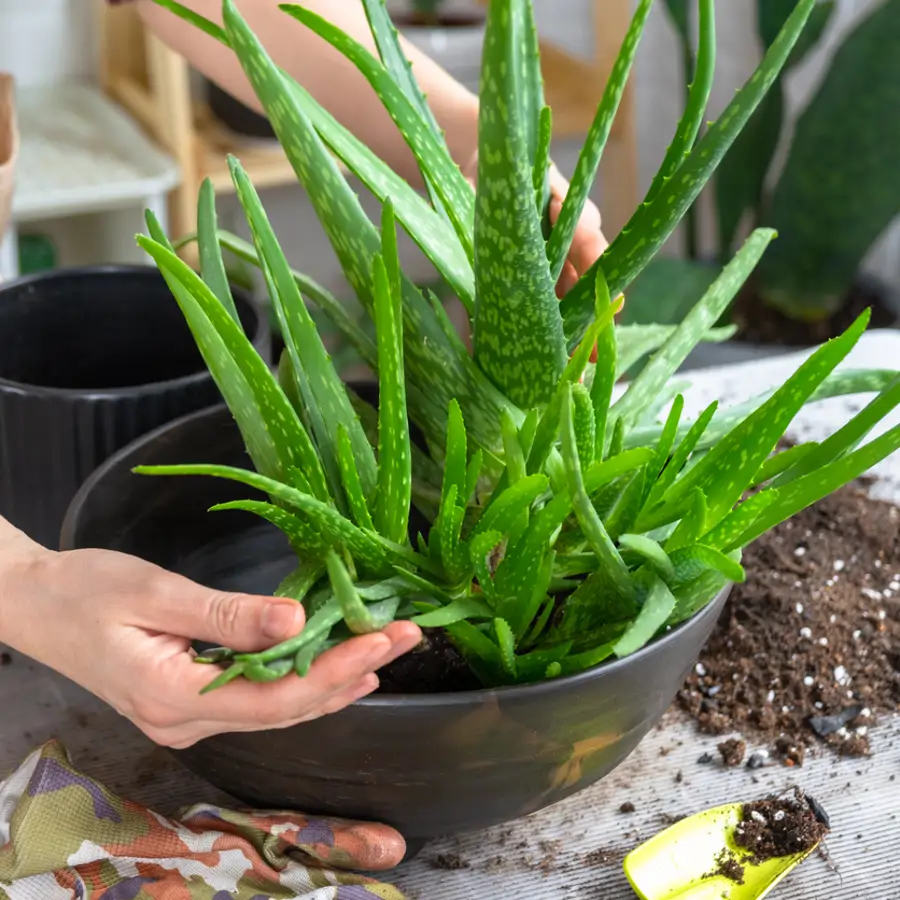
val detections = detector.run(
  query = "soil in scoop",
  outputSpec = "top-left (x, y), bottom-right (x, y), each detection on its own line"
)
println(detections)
top-left (734, 794), bottom-right (829, 864)
top-left (732, 278), bottom-right (895, 346)
top-left (679, 483), bottom-right (900, 758)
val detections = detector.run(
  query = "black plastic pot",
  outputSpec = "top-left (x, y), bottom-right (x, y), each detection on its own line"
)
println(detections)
top-left (62, 401), bottom-right (730, 840)
top-left (0, 265), bottom-right (268, 549)
top-left (207, 81), bottom-right (276, 140)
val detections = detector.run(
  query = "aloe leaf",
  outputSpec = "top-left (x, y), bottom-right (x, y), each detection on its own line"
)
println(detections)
top-left (493, 618), bottom-right (518, 678)
top-left (153, 0), bottom-right (475, 312)
top-left (546, 0), bottom-right (653, 280)
top-left (137, 235), bottom-right (329, 499)
top-left (200, 662), bottom-right (246, 694)
top-left (470, 529), bottom-right (503, 603)
top-left (619, 534), bottom-right (676, 583)
top-left (411, 596), bottom-right (493, 628)
top-left (515, 642), bottom-right (574, 682)
top-left (606, 417), bottom-right (625, 460)
top-left (209, 497), bottom-right (327, 555)
top-left (326, 550), bottom-right (393, 635)
top-left (613, 574), bottom-right (676, 658)
top-left (473, 474), bottom-right (548, 540)
top-left (294, 633), bottom-right (332, 677)
top-left (558, 641), bottom-right (618, 676)
top-left (237, 597), bottom-right (345, 666)
top-left (276, 560), bottom-right (325, 603)
top-left (644, 0), bottom-right (716, 209)
top-left (777, 376), bottom-right (900, 488)
top-left (614, 323), bottom-right (736, 377)
top-left (137, 463), bottom-right (390, 573)
top-left (441, 400), bottom-right (468, 512)
top-left (561, 387), bottom-right (634, 601)
top-left (753, 442), bottom-right (815, 485)
top-left (336, 426), bottom-right (375, 531)
top-left (472, 0), bottom-right (566, 408)
top-left (445, 620), bottom-right (504, 681)
top-left (701, 490), bottom-right (779, 551)
top-left (228, 157), bottom-right (375, 503)
top-left (666, 487), bottom-right (708, 552)
top-left (571, 383), bottom-right (597, 470)
top-left (670, 544), bottom-right (745, 587)
top-left (591, 300), bottom-right (618, 457)
top-left (669, 569), bottom-right (729, 625)
top-left (731, 421), bottom-right (900, 550)
top-left (603, 468), bottom-right (647, 541)
top-left (197, 179), bottom-right (240, 325)
top-left (656, 311), bottom-right (870, 528)
top-left (372, 208), bottom-right (412, 544)
top-left (560, 0), bottom-right (817, 346)
top-left (758, 0), bottom-right (900, 320)
top-left (222, 0), bottom-right (508, 454)
top-left (280, 4), bottom-right (475, 261)
top-left (501, 409), bottom-right (529, 486)
top-left (533, 105), bottom-right (553, 214)
top-left (612, 229), bottom-right (777, 428)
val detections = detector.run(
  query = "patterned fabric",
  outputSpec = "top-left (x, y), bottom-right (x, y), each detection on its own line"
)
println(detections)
top-left (0, 741), bottom-right (406, 900)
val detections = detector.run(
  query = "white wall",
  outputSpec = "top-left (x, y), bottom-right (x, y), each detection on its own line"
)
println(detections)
top-left (0, 0), bottom-right (897, 286)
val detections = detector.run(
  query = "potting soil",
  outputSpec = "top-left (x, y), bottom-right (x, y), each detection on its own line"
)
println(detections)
top-left (679, 483), bottom-right (900, 760)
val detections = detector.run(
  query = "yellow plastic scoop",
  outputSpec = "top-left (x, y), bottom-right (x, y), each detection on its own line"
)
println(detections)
top-left (623, 792), bottom-right (829, 900)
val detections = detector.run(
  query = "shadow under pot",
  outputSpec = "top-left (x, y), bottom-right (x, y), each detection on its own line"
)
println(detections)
top-left (0, 265), bottom-right (268, 549)
top-left (61, 401), bottom-right (731, 843)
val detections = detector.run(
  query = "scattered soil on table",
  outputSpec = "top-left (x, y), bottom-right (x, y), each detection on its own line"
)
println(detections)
top-left (732, 278), bottom-right (895, 346)
top-left (708, 848), bottom-right (745, 884)
top-left (619, 801), bottom-right (636, 814)
top-left (734, 792), bottom-right (830, 864)
top-left (718, 738), bottom-right (746, 767)
top-left (678, 483), bottom-right (900, 760)
top-left (428, 853), bottom-right (470, 871)
top-left (377, 629), bottom-right (479, 694)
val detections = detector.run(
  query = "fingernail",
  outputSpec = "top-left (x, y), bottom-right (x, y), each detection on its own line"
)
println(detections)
top-left (261, 602), bottom-right (303, 641)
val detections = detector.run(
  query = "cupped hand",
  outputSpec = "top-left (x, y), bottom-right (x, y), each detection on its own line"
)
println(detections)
top-left (3, 544), bottom-right (421, 749)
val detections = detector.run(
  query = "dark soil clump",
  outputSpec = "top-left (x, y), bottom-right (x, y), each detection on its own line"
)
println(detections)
top-left (619, 801), bottom-right (636, 814)
top-left (377, 628), bottom-right (479, 694)
top-left (708, 849), bottom-right (745, 884)
top-left (679, 484), bottom-right (900, 759)
top-left (733, 278), bottom-right (895, 346)
top-left (428, 853), bottom-right (470, 871)
top-left (718, 738), bottom-right (746, 767)
top-left (734, 793), bottom-right (829, 864)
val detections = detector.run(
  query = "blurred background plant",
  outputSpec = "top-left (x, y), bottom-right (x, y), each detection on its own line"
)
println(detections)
top-left (625, 0), bottom-right (900, 347)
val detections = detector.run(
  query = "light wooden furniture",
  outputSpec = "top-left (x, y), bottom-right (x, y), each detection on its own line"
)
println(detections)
top-left (100, 0), bottom-right (638, 243)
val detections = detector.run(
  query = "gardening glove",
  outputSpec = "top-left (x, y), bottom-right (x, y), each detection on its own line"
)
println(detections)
top-left (0, 741), bottom-right (408, 899)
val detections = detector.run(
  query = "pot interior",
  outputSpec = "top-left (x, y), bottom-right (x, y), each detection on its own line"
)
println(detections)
top-left (0, 268), bottom-right (258, 391)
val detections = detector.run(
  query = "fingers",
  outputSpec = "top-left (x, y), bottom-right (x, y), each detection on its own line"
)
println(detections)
top-left (556, 260), bottom-right (579, 299)
top-left (145, 579), bottom-right (307, 653)
top-left (179, 622), bottom-right (421, 728)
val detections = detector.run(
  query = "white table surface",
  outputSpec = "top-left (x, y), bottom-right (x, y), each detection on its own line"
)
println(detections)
top-left (3, 331), bottom-right (900, 899)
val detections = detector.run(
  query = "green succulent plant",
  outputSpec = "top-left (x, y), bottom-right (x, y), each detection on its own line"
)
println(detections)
top-left (135, 0), bottom-right (900, 693)
top-left (653, 0), bottom-right (900, 324)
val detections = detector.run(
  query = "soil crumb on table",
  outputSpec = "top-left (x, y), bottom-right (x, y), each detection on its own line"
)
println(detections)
top-left (734, 792), bottom-right (829, 864)
top-left (428, 853), bottom-right (470, 871)
top-left (679, 484), bottom-right (900, 759)
top-left (718, 738), bottom-right (746, 767)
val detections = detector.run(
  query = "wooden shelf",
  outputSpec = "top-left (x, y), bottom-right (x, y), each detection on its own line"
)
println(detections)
top-left (540, 43), bottom-right (603, 138)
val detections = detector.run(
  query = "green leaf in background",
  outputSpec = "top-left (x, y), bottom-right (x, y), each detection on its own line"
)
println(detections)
top-left (197, 179), bottom-right (240, 325)
top-left (614, 323), bottom-right (736, 377)
top-left (621, 259), bottom-right (721, 327)
top-left (546, 0), bottom-right (653, 280)
top-left (716, 0), bottom-right (835, 261)
top-left (473, 0), bottom-right (566, 408)
top-left (758, 0), bottom-right (900, 321)
top-left (560, 0), bottom-right (817, 347)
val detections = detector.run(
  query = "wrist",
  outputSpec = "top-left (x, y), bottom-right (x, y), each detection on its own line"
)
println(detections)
top-left (0, 520), bottom-right (55, 654)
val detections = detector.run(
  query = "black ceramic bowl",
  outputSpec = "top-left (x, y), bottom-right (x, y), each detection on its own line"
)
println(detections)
top-left (61, 402), bottom-right (729, 841)
top-left (0, 265), bottom-right (268, 548)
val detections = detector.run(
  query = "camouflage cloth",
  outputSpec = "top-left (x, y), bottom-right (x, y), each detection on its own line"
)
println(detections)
top-left (0, 741), bottom-right (406, 900)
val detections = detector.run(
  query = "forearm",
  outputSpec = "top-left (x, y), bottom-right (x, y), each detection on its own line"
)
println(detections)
top-left (0, 516), bottom-right (50, 653)
top-left (135, 0), bottom-right (479, 184)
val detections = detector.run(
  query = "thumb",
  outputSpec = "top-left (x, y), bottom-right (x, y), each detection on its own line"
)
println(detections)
top-left (161, 586), bottom-right (306, 652)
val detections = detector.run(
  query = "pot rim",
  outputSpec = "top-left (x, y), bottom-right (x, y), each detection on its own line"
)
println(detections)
top-left (62, 403), bottom-right (732, 707)
top-left (0, 264), bottom-right (262, 400)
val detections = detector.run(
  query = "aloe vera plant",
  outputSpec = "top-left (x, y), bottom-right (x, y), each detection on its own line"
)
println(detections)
top-left (136, 0), bottom-right (900, 693)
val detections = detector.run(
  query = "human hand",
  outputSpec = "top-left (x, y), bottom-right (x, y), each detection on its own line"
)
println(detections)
top-left (1, 544), bottom-right (420, 749)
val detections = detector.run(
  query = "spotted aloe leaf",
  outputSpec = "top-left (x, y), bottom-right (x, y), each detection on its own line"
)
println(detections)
top-left (280, 3), bottom-right (475, 262)
top-left (228, 156), bottom-right (376, 509)
top-left (373, 203), bottom-right (412, 545)
top-left (221, 0), bottom-right (508, 454)
top-left (136, 234), bottom-right (329, 500)
top-left (612, 229), bottom-right (777, 430)
top-left (135, 463), bottom-right (391, 574)
top-left (197, 179), bottom-right (240, 325)
top-left (208, 499), bottom-right (325, 556)
top-left (613, 323), bottom-right (736, 378)
top-left (546, 0), bottom-right (653, 281)
top-left (473, 0), bottom-right (566, 408)
top-left (560, 0), bottom-right (817, 347)
top-left (326, 550), bottom-right (398, 635)
top-left (654, 310), bottom-right (871, 530)
top-left (613, 574), bottom-right (676, 658)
